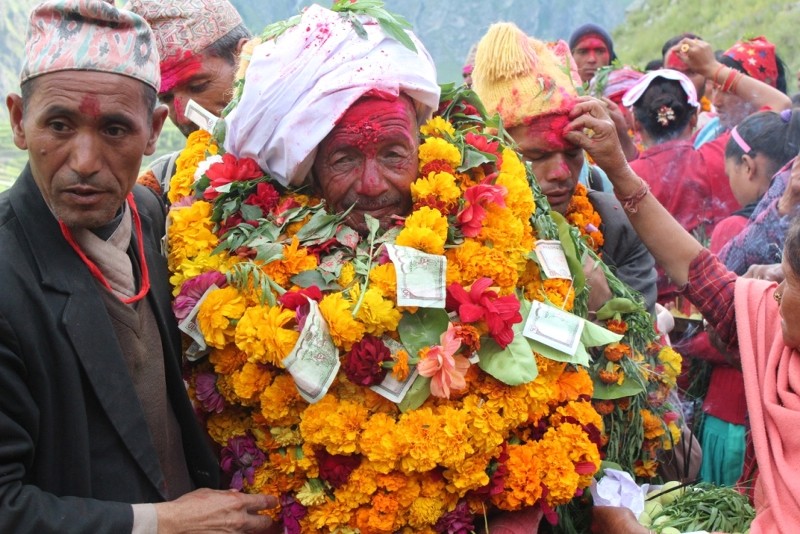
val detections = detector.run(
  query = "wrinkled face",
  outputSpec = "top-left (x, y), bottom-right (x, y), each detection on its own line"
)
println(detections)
top-left (7, 71), bottom-right (165, 229)
top-left (713, 86), bottom-right (755, 129)
top-left (572, 35), bottom-right (611, 83)
top-left (313, 95), bottom-right (419, 234)
top-left (159, 53), bottom-right (236, 137)
top-left (778, 254), bottom-right (800, 349)
top-left (507, 118), bottom-right (583, 214)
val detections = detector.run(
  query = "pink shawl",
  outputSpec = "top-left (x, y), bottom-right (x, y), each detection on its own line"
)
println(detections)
top-left (735, 278), bottom-right (800, 532)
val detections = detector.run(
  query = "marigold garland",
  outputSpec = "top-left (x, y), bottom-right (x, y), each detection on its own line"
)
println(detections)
top-left (167, 84), bottom-right (682, 533)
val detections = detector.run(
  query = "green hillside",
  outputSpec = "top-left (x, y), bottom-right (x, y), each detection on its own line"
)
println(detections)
top-left (615, 0), bottom-right (800, 91)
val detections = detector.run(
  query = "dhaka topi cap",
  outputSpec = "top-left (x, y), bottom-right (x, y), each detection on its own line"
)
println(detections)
top-left (724, 36), bottom-right (779, 88)
top-left (472, 22), bottom-right (581, 129)
top-left (223, 4), bottom-right (440, 188)
top-left (125, 0), bottom-right (244, 93)
top-left (20, 0), bottom-right (159, 90)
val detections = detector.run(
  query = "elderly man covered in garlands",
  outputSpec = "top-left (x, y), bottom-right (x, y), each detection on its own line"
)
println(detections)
top-left (166, 2), bottom-right (684, 532)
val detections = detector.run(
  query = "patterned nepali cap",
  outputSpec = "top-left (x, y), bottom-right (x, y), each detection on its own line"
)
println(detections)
top-left (125, 0), bottom-right (243, 62)
top-left (20, 0), bottom-right (159, 90)
top-left (724, 36), bottom-right (779, 88)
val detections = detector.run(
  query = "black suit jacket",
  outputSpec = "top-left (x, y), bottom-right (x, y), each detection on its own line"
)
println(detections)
top-left (0, 167), bottom-right (219, 532)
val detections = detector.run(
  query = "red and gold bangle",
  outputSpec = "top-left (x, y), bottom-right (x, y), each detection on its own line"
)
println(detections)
top-left (615, 178), bottom-right (650, 214)
top-left (712, 64), bottom-right (727, 86)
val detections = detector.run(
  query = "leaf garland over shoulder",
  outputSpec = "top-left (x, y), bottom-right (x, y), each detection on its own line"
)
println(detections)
top-left (166, 12), bottom-right (683, 534)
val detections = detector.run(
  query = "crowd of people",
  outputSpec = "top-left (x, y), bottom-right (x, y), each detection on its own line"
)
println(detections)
top-left (1, 0), bottom-right (799, 533)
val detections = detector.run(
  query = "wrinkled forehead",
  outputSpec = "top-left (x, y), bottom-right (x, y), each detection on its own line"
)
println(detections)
top-left (516, 113), bottom-right (578, 152)
top-left (335, 92), bottom-right (416, 129)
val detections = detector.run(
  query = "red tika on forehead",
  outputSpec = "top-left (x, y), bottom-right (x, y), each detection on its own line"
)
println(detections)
top-left (159, 50), bottom-right (203, 93)
top-left (522, 113), bottom-right (576, 151)
top-left (576, 35), bottom-right (608, 51)
top-left (335, 97), bottom-right (410, 152)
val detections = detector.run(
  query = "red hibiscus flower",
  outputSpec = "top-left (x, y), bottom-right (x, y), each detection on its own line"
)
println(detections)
top-left (203, 153), bottom-right (263, 200)
top-left (446, 277), bottom-right (522, 348)
top-left (278, 286), bottom-right (323, 311)
top-left (456, 183), bottom-right (507, 237)
top-left (342, 335), bottom-right (392, 386)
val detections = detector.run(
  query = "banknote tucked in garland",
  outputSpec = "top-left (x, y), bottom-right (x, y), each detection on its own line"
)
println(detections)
top-left (166, 37), bottom-right (682, 534)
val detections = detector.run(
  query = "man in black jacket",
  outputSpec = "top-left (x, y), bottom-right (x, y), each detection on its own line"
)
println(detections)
top-left (0, 1), bottom-right (276, 532)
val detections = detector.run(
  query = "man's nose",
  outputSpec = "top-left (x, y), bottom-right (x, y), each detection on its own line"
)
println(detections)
top-left (543, 154), bottom-right (573, 182)
top-left (354, 158), bottom-right (390, 197)
top-left (70, 131), bottom-right (103, 177)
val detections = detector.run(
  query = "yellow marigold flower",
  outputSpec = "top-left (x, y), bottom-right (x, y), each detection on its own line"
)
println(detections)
top-left (352, 286), bottom-right (401, 337)
top-left (300, 396), bottom-right (368, 455)
top-left (410, 171), bottom-right (461, 206)
top-left (168, 130), bottom-right (213, 204)
top-left (169, 252), bottom-right (233, 296)
top-left (209, 345), bottom-right (248, 375)
top-left (270, 426), bottom-right (303, 447)
top-left (408, 496), bottom-right (445, 529)
top-left (418, 137), bottom-right (462, 170)
top-left (496, 150), bottom-right (535, 222)
top-left (658, 346), bottom-right (682, 386)
top-left (168, 201), bottom-right (218, 262)
top-left (338, 262), bottom-right (356, 287)
top-left (551, 400), bottom-right (604, 433)
top-left (260, 374), bottom-right (305, 427)
top-left (419, 116), bottom-right (456, 138)
top-left (641, 409), bottom-right (666, 440)
top-left (261, 237), bottom-right (318, 287)
top-left (197, 286), bottom-right (247, 349)
top-left (443, 449), bottom-right (492, 496)
top-left (360, 412), bottom-right (401, 473)
top-left (477, 204), bottom-right (530, 257)
top-left (543, 278), bottom-right (576, 311)
top-left (369, 263), bottom-right (397, 298)
top-left (231, 361), bottom-right (273, 404)
top-left (397, 408), bottom-right (443, 473)
top-left (206, 408), bottom-right (251, 446)
top-left (663, 421), bottom-right (681, 450)
top-left (634, 459), bottom-right (659, 478)
top-left (235, 304), bottom-right (299, 367)
top-left (396, 207), bottom-right (448, 255)
top-left (493, 442), bottom-right (543, 510)
top-left (319, 292), bottom-right (366, 351)
top-left (446, 240), bottom-right (520, 293)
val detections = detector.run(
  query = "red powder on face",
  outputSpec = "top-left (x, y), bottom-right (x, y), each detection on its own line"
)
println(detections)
top-left (160, 50), bottom-right (203, 93)
top-left (173, 96), bottom-right (186, 122)
top-left (664, 50), bottom-right (689, 71)
top-left (522, 113), bottom-right (576, 151)
top-left (576, 35), bottom-right (608, 54)
top-left (335, 96), bottom-right (408, 152)
top-left (78, 94), bottom-right (101, 117)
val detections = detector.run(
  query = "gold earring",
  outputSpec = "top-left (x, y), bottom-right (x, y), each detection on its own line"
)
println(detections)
top-left (774, 291), bottom-right (783, 304)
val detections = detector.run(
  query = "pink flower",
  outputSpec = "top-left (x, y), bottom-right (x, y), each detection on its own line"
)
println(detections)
top-left (446, 277), bottom-right (522, 348)
top-left (456, 183), bottom-right (507, 237)
top-left (195, 372), bottom-right (225, 414)
top-left (417, 323), bottom-right (470, 399)
top-left (173, 271), bottom-right (227, 321)
top-left (203, 153), bottom-right (263, 200)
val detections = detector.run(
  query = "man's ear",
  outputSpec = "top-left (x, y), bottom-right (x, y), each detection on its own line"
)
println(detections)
top-left (7, 94), bottom-right (28, 150)
top-left (236, 37), bottom-right (250, 56)
top-left (145, 104), bottom-right (169, 156)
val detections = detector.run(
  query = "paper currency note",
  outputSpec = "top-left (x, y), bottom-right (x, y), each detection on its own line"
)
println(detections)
top-left (534, 240), bottom-right (572, 280)
top-left (185, 99), bottom-right (218, 132)
top-left (385, 244), bottom-right (447, 308)
top-left (522, 299), bottom-right (585, 356)
top-left (282, 299), bottom-right (340, 404)
top-left (370, 337), bottom-right (418, 403)
top-left (179, 284), bottom-right (219, 361)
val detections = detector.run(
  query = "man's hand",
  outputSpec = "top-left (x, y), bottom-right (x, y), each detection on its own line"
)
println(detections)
top-left (155, 488), bottom-right (279, 533)
top-left (599, 96), bottom-right (639, 162)
top-left (590, 506), bottom-right (650, 534)
top-left (778, 156), bottom-right (800, 216)
top-left (564, 96), bottom-right (631, 178)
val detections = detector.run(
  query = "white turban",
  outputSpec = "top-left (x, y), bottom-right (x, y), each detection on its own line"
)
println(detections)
top-left (223, 4), bottom-right (440, 187)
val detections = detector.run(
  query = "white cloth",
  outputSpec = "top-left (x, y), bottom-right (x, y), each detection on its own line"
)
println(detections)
top-left (621, 68), bottom-right (699, 108)
top-left (224, 4), bottom-right (440, 187)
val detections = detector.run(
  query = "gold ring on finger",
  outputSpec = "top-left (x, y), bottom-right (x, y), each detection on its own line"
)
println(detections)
top-left (680, 44), bottom-right (690, 53)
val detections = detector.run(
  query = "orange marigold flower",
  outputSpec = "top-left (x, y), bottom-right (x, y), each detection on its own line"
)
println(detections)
top-left (634, 459), bottom-right (659, 478)
top-left (598, 368), bottom-right (621, 385)
top-left (391, 349), bottom-right (410, 382)
top-left (604, 342), bottom-right (630, 363)
top-left (593, 400), bottom-right (615, 416)
top-left (606, 318), bottom-right (628, 334)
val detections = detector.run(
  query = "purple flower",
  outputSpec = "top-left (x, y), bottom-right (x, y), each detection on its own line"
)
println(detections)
top-left (220, 434), bottom-right (266, 490)
top-left (280, 494), bottom-right (307, 534)
top-left (173, 270), bottom-right (227, 321)
top-left (434, 501), bottom-right (475, 534)
top-left (195, 372), bottom-right (225, 413)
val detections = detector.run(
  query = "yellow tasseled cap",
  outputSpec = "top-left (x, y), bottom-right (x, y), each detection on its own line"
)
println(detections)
top-left (472, 22), bottom-right (580, 128)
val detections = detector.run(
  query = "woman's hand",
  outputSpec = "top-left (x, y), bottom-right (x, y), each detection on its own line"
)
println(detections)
top-left (564, 96), bottom-right (633, 182)
top-left (671, 37), bottom-right (718, 78)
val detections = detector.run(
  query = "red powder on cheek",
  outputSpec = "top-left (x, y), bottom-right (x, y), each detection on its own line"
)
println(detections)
top-left (664, 50), bottom-right (689, 70)
top-left (173, 97), bottom-right (186, 121)
top-left (160, 50), bottom-right (203, 93)
top-left (78, 94), bottom-right (101, 117)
